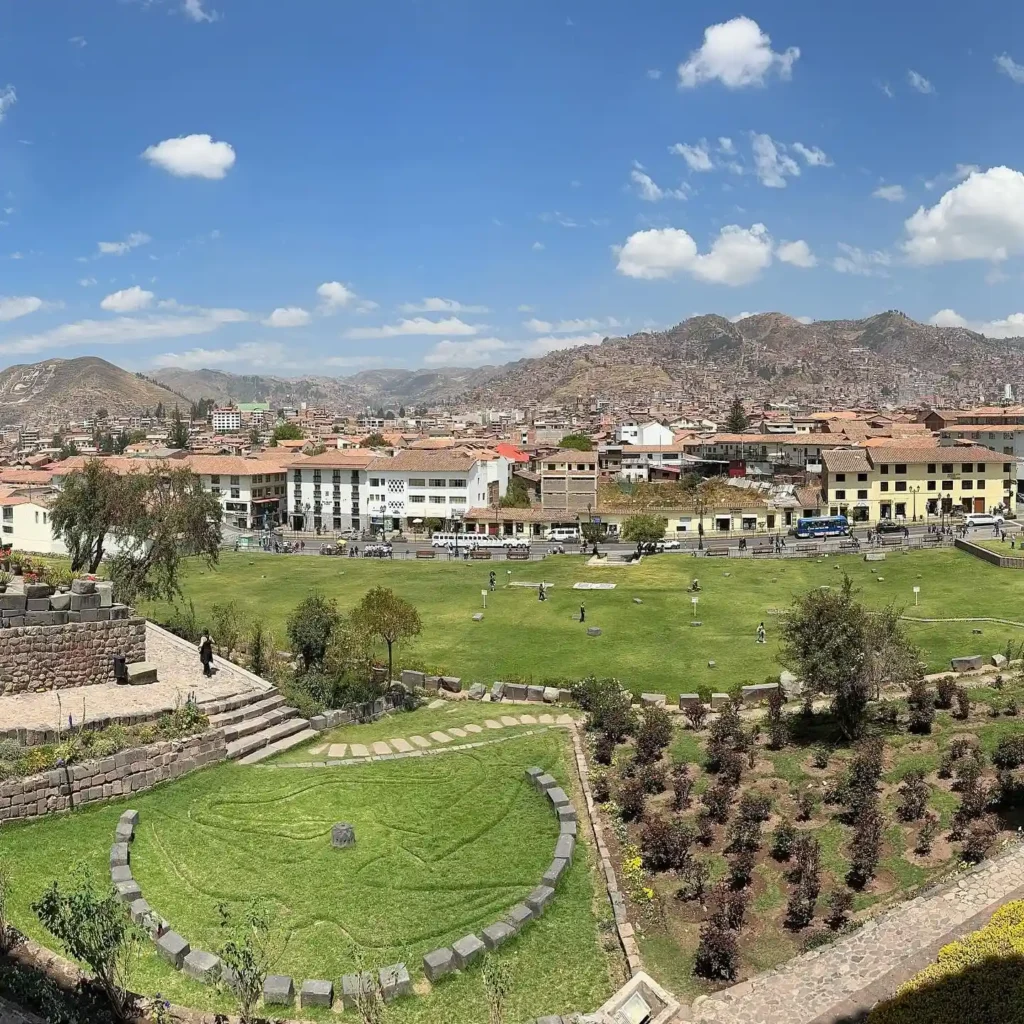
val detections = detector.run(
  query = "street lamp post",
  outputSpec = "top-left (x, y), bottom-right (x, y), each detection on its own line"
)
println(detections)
top-left (911, 485), bottom-right (920, 523)
top-left (695, 494), bottom-right (706, 551)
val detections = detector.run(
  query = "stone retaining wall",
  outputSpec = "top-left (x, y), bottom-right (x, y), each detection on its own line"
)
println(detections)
top-left (0, 617), bottom-right (146, 696)
top-left (955, 537), bottom-right (1024, 568)
top-left (0, 729), bottom-right (226, 824)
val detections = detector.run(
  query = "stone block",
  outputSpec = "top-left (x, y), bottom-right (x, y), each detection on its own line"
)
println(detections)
top-left (491, 681), bottom-right (506, 701)
top-left (952, 655), bottom-right (984, 672)
top-left (678, 693), bottom-right (701, 710)
top-left (340, 971), bottom-right (375, 1009)
top-left (115, 879), bottom-right (142, 902)
top-left (864, 552), bottom-right (886, 562)
top-left (379, 963), bottom-right (411, 1001)
top-left (71, 578), bottom-right (96, 595)
top-left (542, 858), bottom-right (568, 887)
top-left (110, 604), bottom-right (129, 620)
top-left (310, 714), bottom-right (328, 732)
top-left (558, 688), bottom-right (572, 702)
top-left (452, 933), bottom-right (485, 969)
top-left (554, 834), bottom-right (575, 864)
top-left (424, 675), bottom-right (441, 692)
top-left (505, 902), bottom-right (533, 932)
top-left (468, 683), bottom-right (486, 700)
top-left (587, 627), bottom-right (602, 636)
top-left (482, 921), bottom-right (515, 951)
top-left (543, 686), bottom-right (560, 703)
top-left (114, 822), bottom-right (134, 843)
top-left (110, 864), bottom-right (133, 884)
top-left (559, 819), bottom-right (577, 837)
top-left (525, 766), bottom-right (545, 786)
top-left (95, 609), bottom-right (111, 621)
top-left (505, 683), bottom-right (527, 701)
top-left (402, 669), bottom-right (426, 688)
top-left (50, 612), bottom-right (68, 625)
top-left (741, 683), bottom-right (781, 705)
top-left (534, 773), bottom-right (556, 792)
top-left (22, 583), bottom-right (52, 599)
top-left (640, 693), bottom-right (666, 707)
top-left (26, 598), bottom-right (50, 611)
top-left (472, 612), bottom-right (484, 621)
top-left (156, 931), bottom-right (190, 968)
top-left (992, 653), bottom-right (1009, 668)
top-left (79, 609), bottom-right (100, 623)
top-left (546, 786), bottom-right (570, 809)
top-left (331, 822), bottom-right (356, 848)
top-left (0, 594), bottom-right (26, 611)
top-left (300, 978), bottom-right (334, 1007)
top-left (263, 974), bottom-right (295, 1006)
top-left (110, 842), bottom-right (129, 867)
top-left (710, 692), bottom-right (731, 710)
top-left (129, 898), bottom-right (152, 924)
top-left (70, 592), bottom-right (102, 611)
top-left (422, 948), bottom-right (454, 983)
top-left (441, 676), bottom-right (462, 692)
top-left (183, 950), bottom-right (221, 983)
top-left (526, 885), bottom-right (555, 915)
top-left (24, 612), bottom-right (55, 626)
top-left (96, 581), bottom-right (114, 607)
top-left (557, 805), bottom-right (577, 824)
top-left (527, 685), bottom-right (545, 702)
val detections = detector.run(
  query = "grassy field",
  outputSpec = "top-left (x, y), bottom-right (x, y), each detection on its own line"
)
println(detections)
top-left (145, 548), bottom-right (1024, 698)
top-left (0, 731), bottom-right (617, 1023)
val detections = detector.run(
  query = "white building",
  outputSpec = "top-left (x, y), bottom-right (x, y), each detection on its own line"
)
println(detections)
top-left (285, 450), bottom-right (376, 533)
top-left (615, 420), bottom-right (674, 446)
top-left (211, 408), bottom-right (242, 433)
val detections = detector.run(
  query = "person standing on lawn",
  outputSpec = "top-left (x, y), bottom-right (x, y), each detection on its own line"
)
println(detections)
top-left (580, 602), bottom-right (586, 623)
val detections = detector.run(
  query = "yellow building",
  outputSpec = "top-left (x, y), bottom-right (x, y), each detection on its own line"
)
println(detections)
top-left (821, 445), bottom-right (1013, 524)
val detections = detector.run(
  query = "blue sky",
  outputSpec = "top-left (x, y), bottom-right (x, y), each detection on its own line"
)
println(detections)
top-left (2, 0), bottom-right (1024, 376)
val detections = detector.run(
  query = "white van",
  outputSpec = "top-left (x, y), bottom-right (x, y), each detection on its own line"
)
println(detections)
top-left (546, 526), bottom-right (581, 542)
top-left (964, 512), bottom-right (1004, 529)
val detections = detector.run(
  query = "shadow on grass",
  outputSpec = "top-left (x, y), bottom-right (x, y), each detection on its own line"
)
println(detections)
top-left (837, 953), bottom-right (1024, 1024)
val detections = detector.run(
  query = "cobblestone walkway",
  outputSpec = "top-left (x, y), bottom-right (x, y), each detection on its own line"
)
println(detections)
top-left (693, 841), bottom-right (1024, 1024)
top-left (0, 623), bottom-right (269, 735)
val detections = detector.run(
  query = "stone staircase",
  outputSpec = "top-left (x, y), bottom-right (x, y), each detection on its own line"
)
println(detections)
top-left (200, 689), bottom-right (317, 765)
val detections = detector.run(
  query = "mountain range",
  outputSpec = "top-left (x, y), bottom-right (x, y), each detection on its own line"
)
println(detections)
top-left (0, 312), bottom-right (1020, 428)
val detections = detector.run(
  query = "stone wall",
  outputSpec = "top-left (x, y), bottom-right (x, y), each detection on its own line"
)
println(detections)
top-left (0, 618), bottom-right (146, 696)
top-left (955, 537), bottom-right (1024, 568)
top-left (0, 729), bottom-right (226, 823)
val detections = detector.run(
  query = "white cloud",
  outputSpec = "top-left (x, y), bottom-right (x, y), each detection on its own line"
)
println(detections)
top-left (996, 54), bottom-right (1024, 84)
top-left (423, 337), bottom-right (509, 367)
top-left (520, 333), bottom-right (604, 358)
top-left (678, 16), bottom-right (799, 89)
top-left (718, 137), bottom-right (735, 154)
top-left (262, 306), bottom-right (311, 328)
top-left (929, 308), bottom-right (1024, 339)
top-left (879, 81), bottom-right (894, 98)
top-left (791, 142), bottom-right (831, 167)
top-left (100, 286), bottom-right (154, 313)
top-left (316, 281), bottom-right (356, 311)
top-left (142, 134), bottom-right (235, 179)
top-left (647, 69), bottom-right (662, 80)
top-left (532, 241), bottom-right (545, 251)
top-left (524, 317), bottom-right (619, 334)
top-left (524, 318), bottom-right (552, 333)
top-left (78, 277), bottom-right (97, 287)
top-left (0, 296), bottom-right (43, 322)
top-left (97, 231), bottom-right (151, 256)
top-left (908, 69), bottom-right (934, 94)
top-left (796, 315), bottom-right (814, 324)
top-left (751, 133), bottom-right (800, 188)
top-left (153, 342), bottom-right (286, 371)
top-left (517, 304), bottom-right (535, 313)
top-left (873, 184), bottom-right (906, 202)
top-left (345, 316), bottom-right (479, 340)
top-left (831, 243), bottom-right (892, 276)
top-left (69, 36), bottom-right (87, 47)
top-left (776, 239), bottom-right (816, 268)
top-left (630, 167), bottom-right (688, 201)
top-left (670, 141), bottom-right (714, 171)
top-left (398, 297), bottom-right (489, 314)
top-left (903, 166), bottom-right (1024, 264)
top-left (616, 223), bottom-right (773, 286)
top-left (182, 0), bottom-right (219, 23)
top-left (0, 86), bottom-right (15, 123)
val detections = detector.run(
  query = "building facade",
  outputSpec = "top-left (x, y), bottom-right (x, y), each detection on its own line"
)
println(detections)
top-left (211, 408), bottom-right (242, 433)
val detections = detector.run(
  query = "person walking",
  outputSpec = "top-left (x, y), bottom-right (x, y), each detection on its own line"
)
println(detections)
top-left (756, 622), bottom-right (766, 644)
top-left (199, 630), bottom-right (214, 677)
top-left (580, 602), bottom-right (586, 623)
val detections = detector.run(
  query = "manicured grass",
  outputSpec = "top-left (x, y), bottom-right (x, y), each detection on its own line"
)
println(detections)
top-left (146, 548), bottom-right (1024, 699)
top-left (0, 732), bottom-right (616, 1023)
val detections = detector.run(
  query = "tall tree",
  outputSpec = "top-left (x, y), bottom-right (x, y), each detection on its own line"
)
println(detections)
top-left (272, 422), bottom-right (304, 442)
top-left (361, 432), bottom-right (388, 448)
top-left (50, 460), bottom-right (122, 572)
top-left (558, 433), bottom-right (593, 451)
top-left (499, 475), bottom-right (532, 508)
top-left (621, 513), bottom-right (668, 544)
top-left (286, 592), bottom-right (340, 671)
top-left (352, 586), bottom-right (422, 685)
top-left (167, 406), bottom-right (190, 449)
top-left (725, 397), bottom-right (749, 433)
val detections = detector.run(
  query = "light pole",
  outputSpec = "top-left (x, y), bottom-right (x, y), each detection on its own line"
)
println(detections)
top-left (910, 485), bottom-right (920, 523)
top-left (695, 493), bottom-right (706, 551)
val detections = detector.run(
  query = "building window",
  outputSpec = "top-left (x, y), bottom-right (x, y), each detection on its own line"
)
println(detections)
top-left (880, 481), bottom-right (889, 492)
top-left (429, 495), bottom-right (446, 504)
top-left (857, 490), bottom-right (868, 500)
top-left (448, 479), bottom-right (467, 488)
top-left (231, 488), bottom-right (240, 499)
top-left (895, 481), bottom-right (907, 492)
top-left (409, 478), bottom-right (425, 487)
top-left (1005, 463), bottom-right (1013, 473)
top-left (333, 470), bottom-right (341, 483)
top-left (429, 478), bottom-right (446, 488)
top-left (835, 473), bottom-right (846, 482)
top-left (370, 477), bottom-right (381, 487)
top-left (895, 464), bottom-right (907, 474)
top-left (927, 480), bottom-right (936, 491)
top-left (927, 463), bottom-right (936, 473)
top-left (409, 495), bottom-right (426, 503)
top-left (231, 475), bottom-right (240, 486)
top-left (834, 490), bottom-right (846, 500)
top-left (962, 463), bottom-right (973, 473)
top-left (211, 475), bottom-right (220, 484)
top-left (942, 480), bottom-right (954, 490)
top-left (942, 463), bottom-right (953, 474)
top-left (962, 480), bottom-right (973, 490)
top-left (879, 464), bottom-right (889, 474)
top-left (857, 473), bottom-right (867, 482)
top-left (312, 470), bottom-right (321, 483)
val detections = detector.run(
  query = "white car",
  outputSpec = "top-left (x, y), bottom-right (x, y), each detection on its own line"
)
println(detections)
top-left (656, 539), bottom-right (681, 551)
top-left (964, 512), bottom-right (1005, 529)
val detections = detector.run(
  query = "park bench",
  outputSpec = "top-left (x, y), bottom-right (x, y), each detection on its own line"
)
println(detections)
top-left (922, 533), bottom-right (941, 544)
top-left (415, 549), bottom-right (436, 559)
top-left (704, 548), bottom-right (729, 557)
top-left (839, 540), bottom-right (859, 550)
top-left (880, 536), bottom-right (904, 547)
top-left (507, 548), bottom-right (530, 560)
top-left (752, 547), bottom-right (775, 556)
top-left (470, 549), bottom-right (492, 560)
top-left (795, 543), bottom-right (818, 553)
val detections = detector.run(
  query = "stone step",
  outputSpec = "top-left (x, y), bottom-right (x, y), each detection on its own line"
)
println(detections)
top-left (225, 716), bottom-right (310, 761)
top-left (207, 694), bottom-right (286, 728)
top-left (237, 727), bottom-right (318, 765)
top-left (126, 662), bottom-right (158, 686)
top-left (199, 687), bottom-right (279, 718)
top-left (220, 706), bottom-right (295, 743)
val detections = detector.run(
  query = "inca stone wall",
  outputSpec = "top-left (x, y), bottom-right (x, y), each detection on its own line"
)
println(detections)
top-left (0, 730), bottom-right (227, 823)
top-left (0, 618), bottom-right (146, 696)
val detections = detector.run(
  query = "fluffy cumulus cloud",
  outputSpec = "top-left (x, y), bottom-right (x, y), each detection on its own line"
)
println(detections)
top-left (996, 54), bottom-right (1024, 84)
top-left (678, 16), bottom-right (799, 89)
top-left (152, 341), bottom-right (286, 371)
top-left (791, 142), bottom-right (831, 167)
top-left (182, 0), bottom-right (219, 22)
top-left (751, 133), bottom-right (800, 188)
top-left (262, 306), bottom-right (311, 328)
top-left (316, 281), bottom-right (356, 311)
top-left (142, 134), bottom-right (236, 179)
top-left (398, 297), bottom-right (489, 314)
top-left (524, 317), bottom-right (619, 334)
top-left (520, 333), bottom-right (604, 358)
top-left (908, 69), bottom-right (934, 94)
top-left (670, 141), bottom-right (714, 171)
top-left (775, 239), bottom-right (817, 268)
top-left (0, 85), bottom-right (15, 123)
top-left (902, 166), bottom-right (1024, 264)
top-left (873, 184), bottom-right (906, 202)
top-left (345, 316), bottom-right (479, 340)
top-left (0, 296), bottom-right (42, 322)
top-left (929, 309), bottom-right (1024, 339)
top-left (832, 243), bottom-right (892, 276)
top-left (615, 223), bottom-right (774, 286)
top-left (630, 166), bottom-right (688, 201)
top-left (100, 286), bottom-right (153, 313)
top-left (97, 232), bottom-right (150, 256)
top-left (423, 337), bottom-right (509, 367)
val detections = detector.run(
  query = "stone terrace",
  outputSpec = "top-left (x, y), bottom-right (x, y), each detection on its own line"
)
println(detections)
top-left (0, 622), bottom-right (270, 739)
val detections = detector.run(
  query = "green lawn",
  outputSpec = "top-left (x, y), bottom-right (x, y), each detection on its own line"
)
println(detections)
top-left (146, 548), bottom-right (1024, 698)
top-left (0, 732), bottom-right (616, 1023)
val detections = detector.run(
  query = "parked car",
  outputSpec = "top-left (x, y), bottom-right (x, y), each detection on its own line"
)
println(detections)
top-left (964, 512), bottom-right (1004, 529)
top-left (875, 520), bottom-right (904, 534)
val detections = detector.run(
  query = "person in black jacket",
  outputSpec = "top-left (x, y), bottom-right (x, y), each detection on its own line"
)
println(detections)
top-left (199, 631), bottom-right (214, 677)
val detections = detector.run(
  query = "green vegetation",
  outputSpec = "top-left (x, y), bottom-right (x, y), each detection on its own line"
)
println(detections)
top-left (0, 732), bottom-right (615, 1023)
top-left (271, 421), bottom-right (304, 442)
top-left (147, 548), bottom-right (1024, 698)
top-left (557, 433), bottom-right (594, 451)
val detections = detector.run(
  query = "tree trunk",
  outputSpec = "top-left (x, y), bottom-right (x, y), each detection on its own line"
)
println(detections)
top-left (386, 640), bottom-right (393, 688)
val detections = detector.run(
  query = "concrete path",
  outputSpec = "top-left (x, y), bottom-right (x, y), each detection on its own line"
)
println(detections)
top-left (693, 842), bottom-right (1024, 1024)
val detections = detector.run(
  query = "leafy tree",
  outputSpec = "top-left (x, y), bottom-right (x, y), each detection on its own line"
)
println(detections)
top-left (847, 799), bottom-right (884, 887)
top-left (639, 814), bottom-right (693, 872)
top-left (58, 439), bottom-right (80, 460)
top-left (499, 475), bottom-right (532, 509)
top-left (961, 815), bottom-right (999, 863)
top-left (352, 586), bottom-right (422, 685)
top-left (558, 432), bottom-right (593, 451)
top-left (862, 605), bottom-right (925, 698)
top-left (572, 677), bottom-right (636, 741)
top-left (107, 466), bottom-right (222, 605)
top-left (617, 773), bottom-right (647, 821)
top-left (287, 592), bottom-right (340, 671)
top-left (272, 421), bottom-right (304, 442)
top-left (621, 513), bottom-right (667, 544)
top-left (361, 432), bottom-right (388, 448)
top-left (248, 619), bottom-right (274, 678)
top-left (770, 818), bottom-right (797, 860)
top-left (249, 425), bottom-right (262, 447)
top-left (779, 575), bottom-right (872, 740)
top-left (826, 889), bottom-right (854, 929)
top-left (155, 401), bottom-right (164, 420)
top-left (765, 685), bottom-right (789, 749)
top-left (684, 702), bottom-right (709, 731)
top-left (216, 899), bottom-right (285, 1024)
top-left (166, 406), bottom-right (190, 449)
top-left (725, 396), bottom-right (748, 433)
top-left (51, 460), bottom-right (122, 572)
top-left (670, 763), bottom-right (693, 811)
top-left (915, 813), bottom-right (939, 855)
top-left (33, 871), bottom-right (143, 1021)
top-left (211, 601), bottom-right (247, 659)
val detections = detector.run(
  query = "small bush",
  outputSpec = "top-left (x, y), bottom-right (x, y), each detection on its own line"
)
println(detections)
top-left (684, 702), bottom-right (709, 731)
top-left (593, 732), bottom-right (616, 766)
top-left (639, 815), bottom-right (694, 873)
top-left (796, 790), bottom-right (817, 822)
top-left (639, 760), bottom-right (666, 794)
top-left (728, 849), bottom-right (756, 890)
top-left (961, 815), bottom-right (1000, 864)
top-left (847, 800), bottom-right (884, 888)
top-left (634, 705), bottom-right (673, 764)
top-left (710, 880), bottom-right (748, 930)
top-left (811, 746), bottom-right (831, 770)
top-left (935, 675), bottom-right (957, 710)
top-left (675, 857), bottom-right (711, 902)
top-left (574, 677), bottom-right (637, 741)
top-left (992, 735), bottom-right (1024, 770)
top-left (825, 889), bottom-right (854, 930)
top-left (914, 813), bottom-right (940, 855)
top-left (591, 772), bottom-right (611, 804)
top-left (953, 686), bottom-right (971, 720)
top-left (617, 774), bottom-right (647, 822)
top-left (695, 809), bottom-right (716, 846)
top-left (693, 918), bottom-right (738, 981)
top-left (670, 763), bottom-right (693, 811)
top-left (875, 699), bottom-right (900, 726)
top-left (1007, 698), bottom-right (1019, 717)
top-left (770, 818), bottom-right (797, 861)
top-left (896, 770), bottom-right (931, 822)
top-left (701, 782), bottom-right (734, 825)
top-left (906, 679), bottom-right (936, 734)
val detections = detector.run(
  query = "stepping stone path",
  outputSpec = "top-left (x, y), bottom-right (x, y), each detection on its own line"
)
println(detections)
top-left (556, 714), bottom-right (573, 725)
top-left (448, 727), bottom-right (468, 738)
top-left (501, 716), bottom-right (521, 727)
top-left (410, 736), bottom-right (431, 748)
top-left (485, 720), bottom-right (503, 729)
top-left (430, 731), bottom-right (453, 743)
top-left (464, 724), bottom-right (483, 733)
top-left (349, 744), bottom-right (370, 758)
top-left (311, 745), bottom-right (326, 755)
top-left (371, 741), bottom-right (392, 755)
top-left (328, 744), bottom-right (348, 759)
top-left (519, 715), bottom-right (537, 725)
top-left (428, 699), bottom-right (446, 709)
top-left (539, 714), bottom-right (554, 724)
top-left (389, 738), bottom-right (414, 753)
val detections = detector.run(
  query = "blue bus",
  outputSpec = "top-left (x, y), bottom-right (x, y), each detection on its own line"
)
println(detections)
top-left (792, 515), bottom-right (851, 539)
